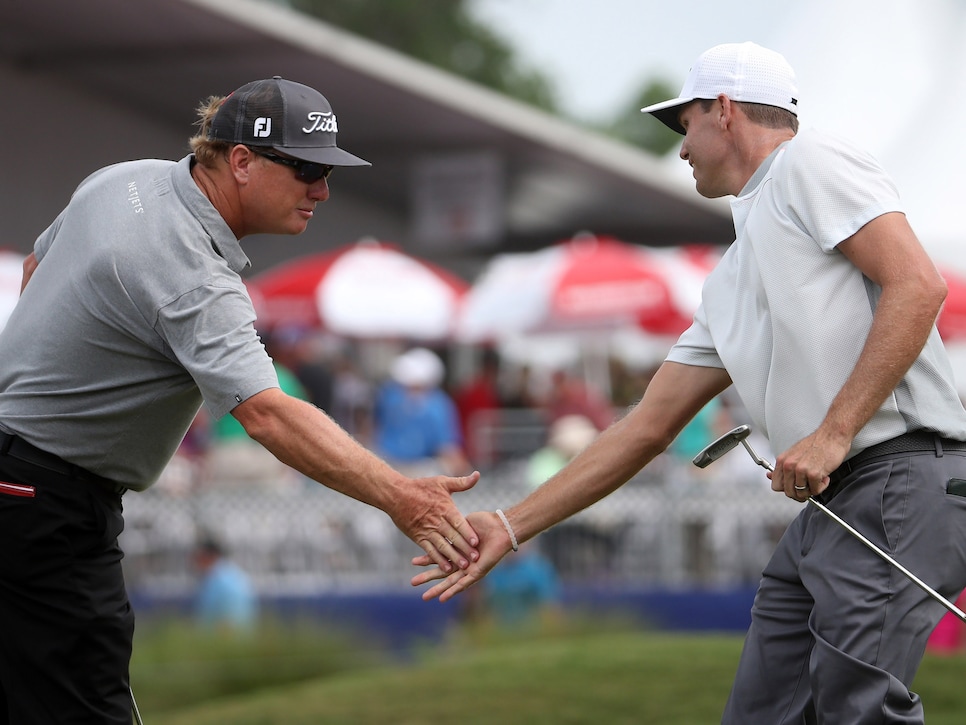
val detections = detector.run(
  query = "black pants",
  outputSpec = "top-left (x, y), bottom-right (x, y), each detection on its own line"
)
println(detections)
top-left (0, 452), bottom-right (134, 725)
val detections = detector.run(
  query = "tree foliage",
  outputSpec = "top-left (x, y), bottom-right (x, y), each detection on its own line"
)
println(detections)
top-left (287, 0), bottom-right (559, 112)
top-left (282, 0), bottom-right (679, 156)
top-left (600, 79), bottom-right (682, 156)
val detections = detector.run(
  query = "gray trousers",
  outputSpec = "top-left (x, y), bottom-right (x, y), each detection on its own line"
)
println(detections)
top-left (722, 448), bottom-right (966, 725)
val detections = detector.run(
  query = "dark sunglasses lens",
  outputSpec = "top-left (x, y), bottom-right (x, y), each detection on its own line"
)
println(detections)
top-left (296, 163), bottom-right (333, 184)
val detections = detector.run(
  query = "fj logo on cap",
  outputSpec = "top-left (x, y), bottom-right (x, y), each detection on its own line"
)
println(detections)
top-left (253, 117), bottom-right (272, 138)
top-left (303, 111), bottom-right (338, 134)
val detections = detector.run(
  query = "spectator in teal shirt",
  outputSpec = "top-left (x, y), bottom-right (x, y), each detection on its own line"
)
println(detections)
top-left (193, 537), bottom-right (257, 634)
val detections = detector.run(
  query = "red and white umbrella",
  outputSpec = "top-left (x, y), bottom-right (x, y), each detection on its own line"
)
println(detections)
top-left (0, 251), bottom-right (26, 334)
top-left (938, 267), bottom-right (966, 342)
top-left (246, 239), bottom-right (469, 341)
top-left (457, 235), bottom-right (718, 342)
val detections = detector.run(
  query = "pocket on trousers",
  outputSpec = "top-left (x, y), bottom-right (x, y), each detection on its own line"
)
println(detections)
top-left (947, 478), bottom-right (966, 498)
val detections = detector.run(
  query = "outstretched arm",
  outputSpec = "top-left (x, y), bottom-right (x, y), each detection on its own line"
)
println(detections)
top-left (232, 387), bottom-right (479, 573)
top-left (413, 361), bottom-right (732, 601)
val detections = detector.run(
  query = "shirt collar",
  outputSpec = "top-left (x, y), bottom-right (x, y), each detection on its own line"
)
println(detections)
top-left (738, 140), bottom-right (791, 198)
top-left (171, 155), bottom-right (251, 273)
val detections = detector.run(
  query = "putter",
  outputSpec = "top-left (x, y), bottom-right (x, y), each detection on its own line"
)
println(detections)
top-left (132, 686), bottom-right (144, 725)
top-left (694, 425), bottom-right (966, 624)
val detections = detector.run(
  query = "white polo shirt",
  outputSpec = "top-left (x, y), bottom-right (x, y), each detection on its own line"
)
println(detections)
top-left (667, 129), bottom-right (966, 457)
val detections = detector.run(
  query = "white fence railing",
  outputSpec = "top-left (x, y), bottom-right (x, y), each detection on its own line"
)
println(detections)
top-left (120, 452), bottom-right (801, 598)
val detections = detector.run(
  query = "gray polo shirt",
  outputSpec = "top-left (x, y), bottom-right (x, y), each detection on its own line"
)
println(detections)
top-left (668, 130), bottom-right (966, 457)
top-left (0, 155), bottom-right (279, 490)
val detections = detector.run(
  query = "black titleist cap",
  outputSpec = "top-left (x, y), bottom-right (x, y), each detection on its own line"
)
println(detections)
top-left (208, 76), bottom-right (370, 167)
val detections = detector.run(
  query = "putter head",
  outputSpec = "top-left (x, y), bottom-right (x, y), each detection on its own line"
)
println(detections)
top-left (692, 425), bottom-right (751, 468)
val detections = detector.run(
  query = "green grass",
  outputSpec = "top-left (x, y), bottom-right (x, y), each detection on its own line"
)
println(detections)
top-left (134, 619), bottom-right (966, 725)
top-left (130, 617), bottom-right (387, 715)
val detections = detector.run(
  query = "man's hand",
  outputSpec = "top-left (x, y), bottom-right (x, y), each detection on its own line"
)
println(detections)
top-left (411, 510), bottom-right (512, 602)
top-left (770, 429), bottom-right (850, 500)
top-left (392, 472), bottom-right (482, 574)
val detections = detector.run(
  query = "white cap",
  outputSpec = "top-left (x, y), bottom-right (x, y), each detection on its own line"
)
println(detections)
top-left (641, 42), bottom-right (799, 134)
top-left (390, 347), bottom-right (445, 388)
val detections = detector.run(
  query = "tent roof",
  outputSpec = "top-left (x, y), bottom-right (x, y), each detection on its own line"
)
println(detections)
top-left (0, 0), bottom-right (732, 274)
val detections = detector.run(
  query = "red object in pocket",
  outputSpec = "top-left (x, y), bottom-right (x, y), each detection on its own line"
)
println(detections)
top-left (0, 481), bottom-right (36, 498)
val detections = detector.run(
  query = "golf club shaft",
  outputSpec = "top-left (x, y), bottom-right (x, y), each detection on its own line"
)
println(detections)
top-left (132, 686), bottom-right (144, 725)
top-left (754, 452), bottom-right (966, 624)
top-left (807, 497), bottom-right (966, 621)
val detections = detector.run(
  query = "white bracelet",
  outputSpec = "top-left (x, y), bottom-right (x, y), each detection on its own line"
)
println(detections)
top-left (495, 508), bottom-right (519, 552)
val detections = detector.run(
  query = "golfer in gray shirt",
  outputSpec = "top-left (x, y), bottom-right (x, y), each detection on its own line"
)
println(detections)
top-left (0, 77), bottom-right (479, 724)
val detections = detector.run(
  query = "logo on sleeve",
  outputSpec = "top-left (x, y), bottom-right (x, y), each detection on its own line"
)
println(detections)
top-left (253, 117), bottom-right (272, 138)
top-left (303, 112), bottom-right (338, 134)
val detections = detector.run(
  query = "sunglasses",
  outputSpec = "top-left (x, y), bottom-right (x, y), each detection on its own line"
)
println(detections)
top-left (248, 148), bottom-right (334, 184)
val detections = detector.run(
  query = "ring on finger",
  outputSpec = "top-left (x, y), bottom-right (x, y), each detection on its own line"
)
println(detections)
top-left (794, 484), bottom-right (808, 491)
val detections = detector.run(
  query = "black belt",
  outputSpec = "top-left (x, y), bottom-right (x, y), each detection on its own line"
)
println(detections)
top-left (0, 431), bottom-right (127, 496)
top-left (823, 430), bottom-right (966, 501)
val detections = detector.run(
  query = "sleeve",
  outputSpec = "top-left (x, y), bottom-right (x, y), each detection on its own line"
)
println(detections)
top-left (782, 132), bottom-right (903, 253)
top-left (665, 302), bottom-right (725, 369)
top-left (156, 284), bottom-right (279, 420)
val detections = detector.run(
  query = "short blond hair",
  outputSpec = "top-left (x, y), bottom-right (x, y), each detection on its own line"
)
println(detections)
top-left (189, 95), bottom-right (233, 167)
top-left (737, 101), bottom-right (799, 133)
top-left (696, 98), bottom-right (799, 134)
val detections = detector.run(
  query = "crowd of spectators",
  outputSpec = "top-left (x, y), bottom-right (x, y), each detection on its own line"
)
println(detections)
top-left (155, 329), bottom-right (665, 494)
top-left (129, 332), bottom-right (799, 608)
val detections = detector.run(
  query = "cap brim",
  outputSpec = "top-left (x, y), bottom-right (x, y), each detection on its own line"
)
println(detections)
top-left (640, 96), bottom-right (694, 135)
top-left (275, 145), bottom-right (371, 167)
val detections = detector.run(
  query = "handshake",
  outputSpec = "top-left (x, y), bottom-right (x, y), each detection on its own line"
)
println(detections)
top-left (410, 508), bottom-right (521, 602)
top-left (380, 467), bottom-right (523, 602)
